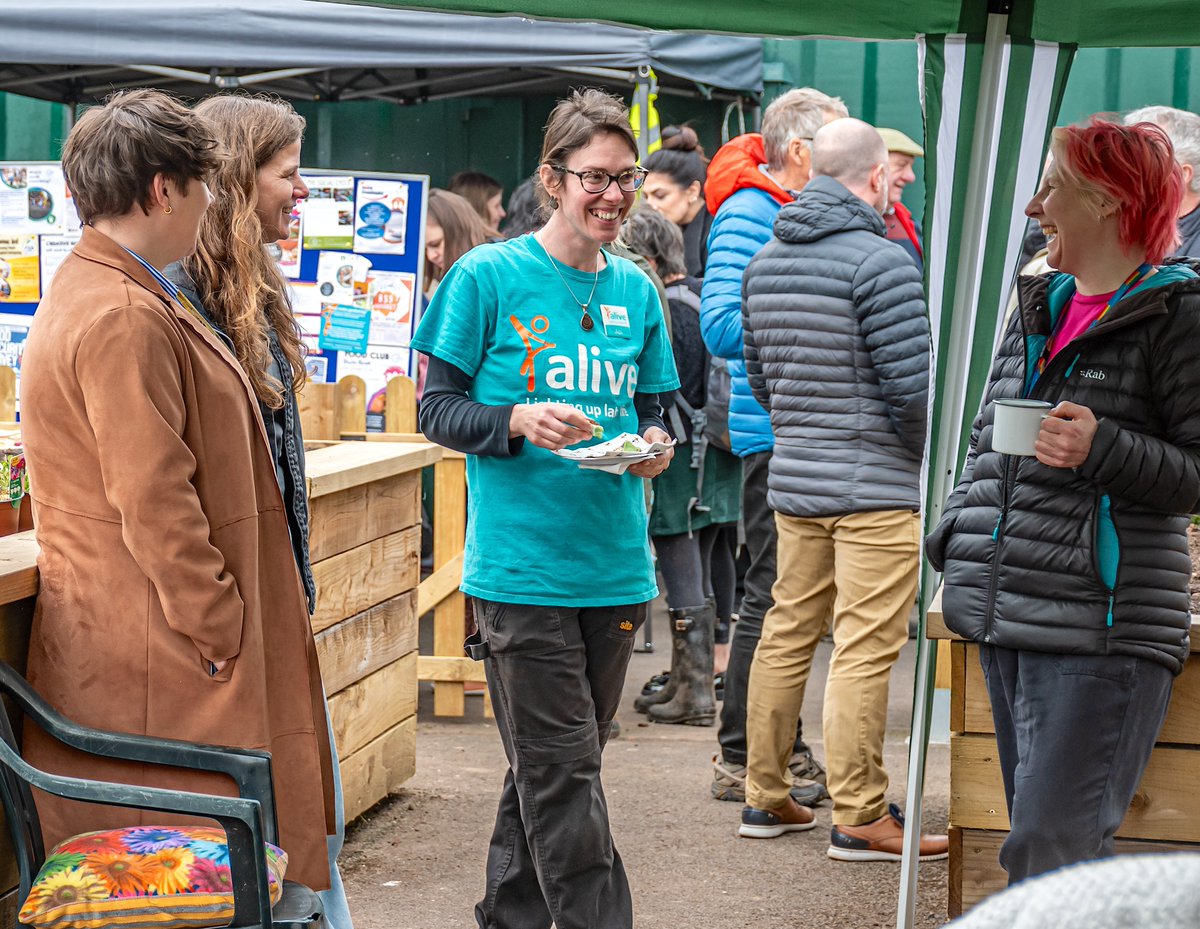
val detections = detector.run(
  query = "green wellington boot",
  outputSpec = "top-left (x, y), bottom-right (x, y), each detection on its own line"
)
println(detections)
top-left (648, 603), bottom-right (716, 726)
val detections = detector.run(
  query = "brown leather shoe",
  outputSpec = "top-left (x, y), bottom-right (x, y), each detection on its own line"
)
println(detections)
top-left (738, 795), bottom-right (818, 839)
top-left (827, 803), bottom-right (948, 861)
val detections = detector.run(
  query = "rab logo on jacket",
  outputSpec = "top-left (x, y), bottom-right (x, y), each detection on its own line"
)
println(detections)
top-left (619, 620), bottom-right (634, 631)
top-left (1079, 368), bottom-right (1106, 381)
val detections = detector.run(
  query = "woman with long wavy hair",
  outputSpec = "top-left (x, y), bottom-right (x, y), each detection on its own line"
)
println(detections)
top-left (166, 93), bottom-right (354, 929)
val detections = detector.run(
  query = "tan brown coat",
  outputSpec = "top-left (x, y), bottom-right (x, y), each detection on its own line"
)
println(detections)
top-left (20, 227), bottom-right (335, 889)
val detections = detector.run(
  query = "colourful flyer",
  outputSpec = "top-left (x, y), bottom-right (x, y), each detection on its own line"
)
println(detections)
top-left (318, 303), bottom-right (372, 353)
top-left (353, 179), bottom-right (409, 255)
top-left (300, 175), bottom-right (355, 250)
top-left (0, 235), bottom-right (40, 303)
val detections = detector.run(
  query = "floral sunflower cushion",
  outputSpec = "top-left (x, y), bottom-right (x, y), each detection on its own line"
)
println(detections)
top-left (18, 825), bottom-right (288, 929)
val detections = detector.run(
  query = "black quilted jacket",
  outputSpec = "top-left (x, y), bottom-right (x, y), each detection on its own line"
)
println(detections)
top-left (927, 264), bottom-right (1200, 673)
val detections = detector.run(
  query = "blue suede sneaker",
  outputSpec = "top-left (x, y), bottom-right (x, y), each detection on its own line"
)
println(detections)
top-left (738, 795), bottom-right (818, 839)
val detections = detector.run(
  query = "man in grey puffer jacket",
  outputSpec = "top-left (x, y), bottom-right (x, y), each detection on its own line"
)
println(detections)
top-left (736, 118), bottom-right (945, 861)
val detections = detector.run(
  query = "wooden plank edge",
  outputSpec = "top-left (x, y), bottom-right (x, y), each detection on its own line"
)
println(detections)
top-left (340, 715), bottom-right (416, 823)
top-left (0, 531), bottom-right (40, 603)
top-left (418, 654), bottom-right (485, 684)
top-left (346, 432), bottom-right (466, 459)
top-left (417, 553), bottom-right (464, 616)
top-left (306, 442), bottom-right (443, 498)
top-left (327, 652), bottom-right (417, 760)
top-left (310, 526), bottom-right (420, 635)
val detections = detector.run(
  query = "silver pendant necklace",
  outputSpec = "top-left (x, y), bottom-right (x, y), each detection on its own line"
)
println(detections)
top-left (539, 238), bottom-right (600, 331)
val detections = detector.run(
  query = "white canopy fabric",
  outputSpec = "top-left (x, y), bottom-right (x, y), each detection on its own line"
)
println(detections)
top-left (0, 0), bottom-right (762, 104)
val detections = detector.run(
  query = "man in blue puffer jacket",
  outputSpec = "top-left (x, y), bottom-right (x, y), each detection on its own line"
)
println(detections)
top-left (700, 87), bottom-right (848, 805)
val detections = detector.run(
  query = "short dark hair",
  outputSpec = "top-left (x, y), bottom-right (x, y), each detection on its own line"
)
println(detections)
top-left (62, 89), bottom-right (221, 223)
top-left (538, 88), bottom-right (638, 210)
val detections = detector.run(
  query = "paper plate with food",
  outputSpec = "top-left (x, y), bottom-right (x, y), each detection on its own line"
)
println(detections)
top-left (553, 432), bottom-right (675, 474)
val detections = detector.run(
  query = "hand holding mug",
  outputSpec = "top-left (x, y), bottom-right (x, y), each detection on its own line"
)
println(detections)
top-left (1035, 401), bottom-right (1098, 468)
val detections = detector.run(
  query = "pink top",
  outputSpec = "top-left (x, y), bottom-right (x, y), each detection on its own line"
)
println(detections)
top-left (1046, 288), bottom-right (1117, 360)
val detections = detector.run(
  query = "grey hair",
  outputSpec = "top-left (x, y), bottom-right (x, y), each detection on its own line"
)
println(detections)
top-left (621, 205), bottom-right (686, 281)
top-left (1124, 105), bottom-right (1200, 193)
top-left (761, 87), bottom-right (849, 172)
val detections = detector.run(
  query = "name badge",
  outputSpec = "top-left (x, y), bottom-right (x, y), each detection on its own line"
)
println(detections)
top-left (599, 304), bottom-right (631, 339)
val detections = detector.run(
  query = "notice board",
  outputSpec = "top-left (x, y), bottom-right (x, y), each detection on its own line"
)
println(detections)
top-left (0, 162), bottom-right (428, 420)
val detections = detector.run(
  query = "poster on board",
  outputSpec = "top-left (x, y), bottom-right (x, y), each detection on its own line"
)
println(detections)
top-left (365, 269), bottom-right (416, 347)
top-left (0, 236), bottom-right (39, 303)
top-left (0, 162), bottom-right (431, 428)
top-left (0, 313), bottom-right (31, 413)
top-left (0, 164), bottom-right (68, 236)
top-left (337, 346), bottom-right (413, 430)
top-left (274, 169), bottom-right (427, 429)
top-left (301, 176), bottom-right (355, 250)
top-left (353, 179), bottom-right (409, 255)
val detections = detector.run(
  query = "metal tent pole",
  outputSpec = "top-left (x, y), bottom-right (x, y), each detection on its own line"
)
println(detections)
top-left (896, 10), bottom-right (1010, 928)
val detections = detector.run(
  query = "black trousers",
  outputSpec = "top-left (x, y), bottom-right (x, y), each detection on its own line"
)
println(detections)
top-left (981, 644), bottom-right (1173, 884)
top-left (717, 450), bottom-right (806, 767)
top-left (473, 598), bottom-right (645, 929)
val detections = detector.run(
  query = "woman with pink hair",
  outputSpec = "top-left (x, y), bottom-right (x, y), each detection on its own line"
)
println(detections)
top-left (928, 118), bottom-right (1200, 883)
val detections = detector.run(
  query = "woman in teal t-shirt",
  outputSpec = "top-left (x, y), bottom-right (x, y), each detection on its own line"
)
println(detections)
top-left (411, 89), bottom-right (679, 929)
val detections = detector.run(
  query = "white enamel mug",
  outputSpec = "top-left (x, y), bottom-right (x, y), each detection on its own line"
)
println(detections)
top-left (992, 398), bottom-right (1053, 456)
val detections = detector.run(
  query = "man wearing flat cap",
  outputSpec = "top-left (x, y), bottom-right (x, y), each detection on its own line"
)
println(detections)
top-left (877, 127), bottom-right (924, 270)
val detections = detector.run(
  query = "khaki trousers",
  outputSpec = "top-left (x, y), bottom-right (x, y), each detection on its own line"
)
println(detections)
top-left (745, 509), bottom-right (920, 826)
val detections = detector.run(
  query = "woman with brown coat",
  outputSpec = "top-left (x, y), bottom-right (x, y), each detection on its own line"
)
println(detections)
top-left (20, 89), bottom-right (336, 889)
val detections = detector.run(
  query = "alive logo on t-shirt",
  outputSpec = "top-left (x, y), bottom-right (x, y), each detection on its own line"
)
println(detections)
top-left (508, 313), bottom-right (638, 398)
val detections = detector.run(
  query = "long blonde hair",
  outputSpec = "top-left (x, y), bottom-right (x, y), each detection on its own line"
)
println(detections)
top-left (183, 94), bottom-right (306, 409)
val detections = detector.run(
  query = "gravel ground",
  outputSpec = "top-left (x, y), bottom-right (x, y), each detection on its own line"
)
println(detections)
top-left (337, 600), bottom-right (953, 929)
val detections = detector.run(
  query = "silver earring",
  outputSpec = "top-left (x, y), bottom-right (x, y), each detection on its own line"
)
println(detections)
top-left (549, 196), bottom-right (559, 211)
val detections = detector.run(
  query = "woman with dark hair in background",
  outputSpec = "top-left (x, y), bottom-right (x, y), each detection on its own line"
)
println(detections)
top-left (169, 93), bottom-right (353, 926)
top-left (641, 125), bottom-right (712, 278)
top-left (449, 169), bottom-right (506, 229)
top-left (623, 206), bottom-right (742, 726)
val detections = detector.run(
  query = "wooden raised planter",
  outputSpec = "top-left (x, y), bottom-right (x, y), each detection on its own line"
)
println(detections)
top-left (305, 440), bottom-right (441, 819)
top-left (0, 438), bottom-right (441, 923)
top-left (929, 590), bottom-right (1200, 916)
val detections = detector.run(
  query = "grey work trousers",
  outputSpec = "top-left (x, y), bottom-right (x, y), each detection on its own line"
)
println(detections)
top-left (472, 598), bottom-right (646, 929)
top-left (981, 643), bottom-right (1174, 884)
